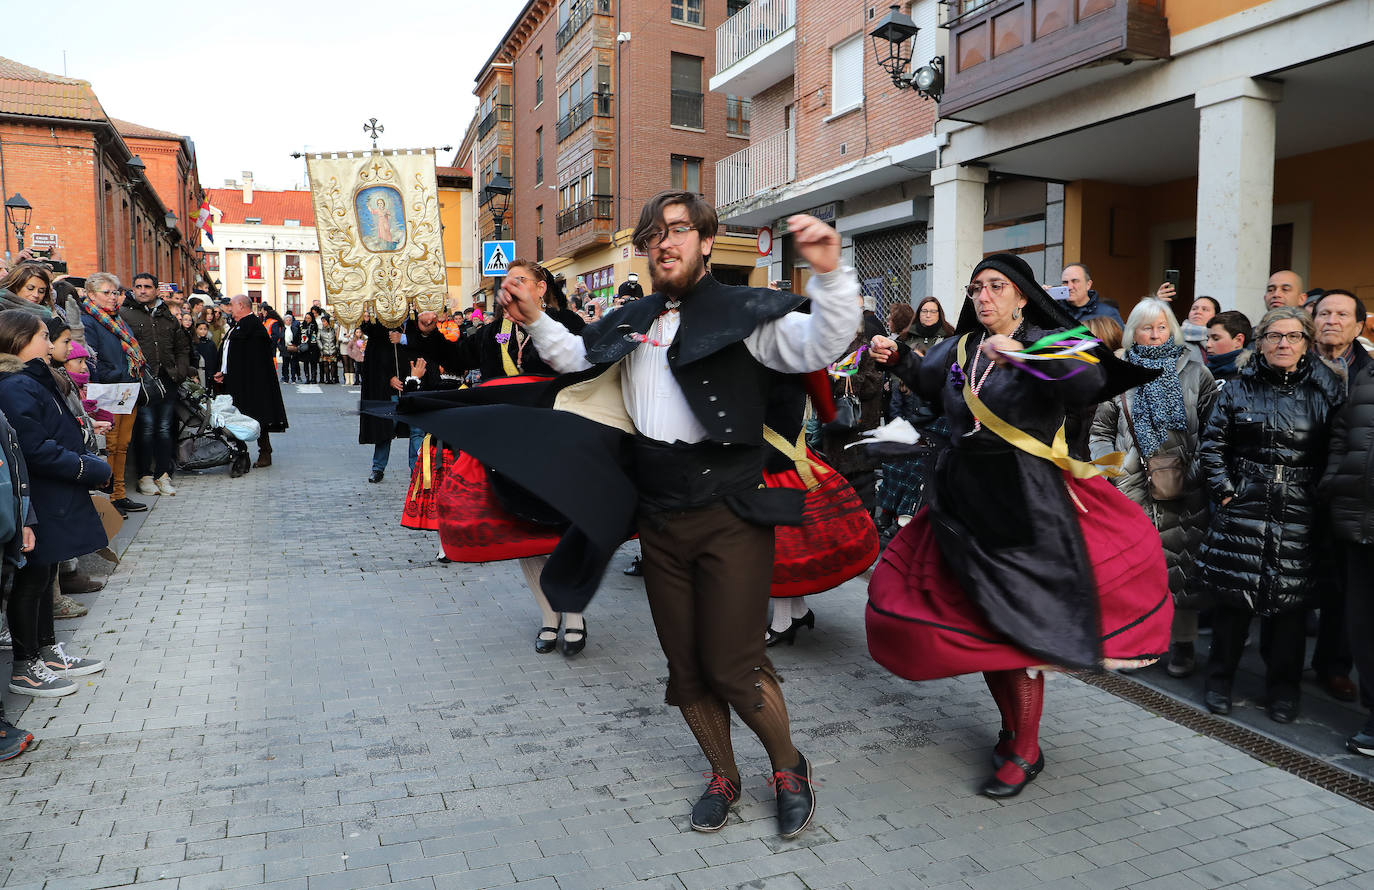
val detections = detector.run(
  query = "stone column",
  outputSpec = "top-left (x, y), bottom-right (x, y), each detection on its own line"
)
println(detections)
top-left (1194, 78), bottom-right (1282, 319)
top-left (930, 164), bottom-right (988, 321)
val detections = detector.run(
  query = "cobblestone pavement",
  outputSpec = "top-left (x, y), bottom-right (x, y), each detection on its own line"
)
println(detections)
top-left (3, 383), bottom-right (1373, 890)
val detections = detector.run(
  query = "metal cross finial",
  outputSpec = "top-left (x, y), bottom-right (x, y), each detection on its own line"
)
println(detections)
top-left (363, 118), bottom-right (385, 149)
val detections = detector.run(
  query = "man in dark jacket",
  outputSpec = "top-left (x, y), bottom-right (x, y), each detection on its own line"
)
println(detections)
top-left (358, 317), bottom-right (407, 483)
top-left (400, 310), bottom-right (458, 470)
top-left (121, 273), bottom-right (189, 498)
top-left (216, 295), bottom-right (288, 467)
top-left (1059, 263), bottom-right (1124, 326)
top-left (1321, 355), bottom-right (1374, 755)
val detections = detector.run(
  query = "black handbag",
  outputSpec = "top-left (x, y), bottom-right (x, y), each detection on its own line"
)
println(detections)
top-left (139, 366), bottom-right (166, 402)
top-left (824, 378), bottom-right (860, 433)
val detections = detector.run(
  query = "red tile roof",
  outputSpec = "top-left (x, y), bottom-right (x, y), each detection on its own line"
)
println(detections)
top-left (207, 188), bottom-right (317, 227)
top-left (0, 55), bottom-right (106, 121)
top-left (112, 118), bottom-right (183, 140)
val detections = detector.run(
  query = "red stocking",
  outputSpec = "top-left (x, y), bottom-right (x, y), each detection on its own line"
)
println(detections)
top-left (990, 669), bottom-right (1044, 785)
top-left (982, 671), bottom-right (1015, 761)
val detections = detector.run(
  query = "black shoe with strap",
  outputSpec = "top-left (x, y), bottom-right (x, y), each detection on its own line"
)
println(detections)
top-left (770, 753), bottom-right (817, 839)
top-left (690, 773), bottom-right (740, 832)
top-left (980, 749), bottom-right (1044, 799)
top-left (560, 624), bottom-right (587, 657)
top-left (534, 627), bottom-right (558, 655)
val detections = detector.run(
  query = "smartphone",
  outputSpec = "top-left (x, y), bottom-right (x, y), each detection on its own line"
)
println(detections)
top-left (1046, 285), bottom-right (1070, 302)
top-left (776, 279), bottom-right (792, 291)
top-left (1163, 269), bottom-right (1180, 290)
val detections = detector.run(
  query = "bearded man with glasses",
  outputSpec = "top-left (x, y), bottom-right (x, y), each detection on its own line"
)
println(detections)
top-left (497, 191), bottom-right (860, 839)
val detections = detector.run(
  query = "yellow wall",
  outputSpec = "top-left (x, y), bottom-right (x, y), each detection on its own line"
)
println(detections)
top-left (439, 185), bottom-right (475, 311)
top-left (1167, 0), bottom-right (1269, 34)
top-left (1064, 139), bottom-right (1374, 318)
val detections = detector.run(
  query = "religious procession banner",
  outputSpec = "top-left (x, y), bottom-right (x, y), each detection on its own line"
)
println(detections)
top-left (304, 148), bottom-right (446, 329)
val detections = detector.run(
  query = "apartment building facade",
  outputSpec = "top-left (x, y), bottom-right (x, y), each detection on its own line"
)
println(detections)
top-left (204, 175), bottom-right (325, 316)
top-left (468, 0), bottom-right (771, 305)
top-left (712, 0), bottom-right (1374, 323)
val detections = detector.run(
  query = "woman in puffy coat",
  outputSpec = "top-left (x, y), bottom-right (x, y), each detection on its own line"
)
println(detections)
top-left (1091, 299), bottom-right (1216, 679)
top-left (1192, 306), bottom-right (1343, 723)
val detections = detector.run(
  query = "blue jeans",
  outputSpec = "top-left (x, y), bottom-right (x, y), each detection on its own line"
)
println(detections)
top-left (372, 440), bottom-right (391, 473)
top-left (408, 428), bottom-right (426, 472)
top-left (135, 384), bottom-right (176, 476)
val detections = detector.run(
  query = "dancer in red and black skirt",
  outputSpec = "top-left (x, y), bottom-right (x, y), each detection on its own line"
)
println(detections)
top-left (866, 253), bottom-right (1173, 799)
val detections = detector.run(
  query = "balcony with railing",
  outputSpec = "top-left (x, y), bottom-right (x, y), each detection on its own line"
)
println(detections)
top-left (477, 104), bottom-right (513, 140)
top-left (670, 90), bottom-right (704, 129)
top-left (556, 194), bottom-right (613, 235)
top-left (710, 0), bottom-right (795, 97)
top-left (940, 0), bottom-right (1170, 120)
top-left (556, 92), bottom-right (613, 143)
top-left (556, 0), bottom-right (610, 52)
top-left (714, 127), bottom-right (795, 209)
top-left (283, 265), bottom-right (302, 281)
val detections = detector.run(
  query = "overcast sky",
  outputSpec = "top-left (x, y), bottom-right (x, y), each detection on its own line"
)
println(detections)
top-left (21, 0), bottom-right (518, 190)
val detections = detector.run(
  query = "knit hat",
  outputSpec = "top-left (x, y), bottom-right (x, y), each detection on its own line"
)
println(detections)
top-left (67, 340), bottom-right (91, 361)
top-left (956, 252), bottom-right (1158, 402)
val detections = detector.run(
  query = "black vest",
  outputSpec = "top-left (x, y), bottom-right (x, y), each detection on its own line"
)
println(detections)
top-left (582, 274), bottom-right (803, 446)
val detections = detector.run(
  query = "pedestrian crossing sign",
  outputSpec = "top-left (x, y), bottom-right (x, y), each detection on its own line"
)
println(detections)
top-left (482, 240), bottom-right (516, 277)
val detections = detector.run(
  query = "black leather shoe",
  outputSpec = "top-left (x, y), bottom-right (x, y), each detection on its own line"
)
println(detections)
top-left (1346, 727), bottom-right (1374, 758)
top-left (1268, 698), bottom-right (1299, 724)
top-left (980, 750), bottom-right (1044, 799)
top-left (765, 610), bottom-right (816, 648)
top-left (690, 773), bottom-right (740, 832)
top-left (368, 470), bottom-right (384, 483)
top-left (560, 624), bottom-right (586, 657)
top-left (1204, 689), bottom-right (1232, 715)
top-left (1318, 674), bottom-right (1359, 703)
top-left (992, 729), bottom-right (1014, 770)
top-left (770, 753), bottom-right (816, 839)
top-left (623, 557), bottom-right (643, 576)
top-left (1166, 641), bottom-right (1196, 678)
top-left (534, 627), bottom-right (558, 654)
top-left (112, 497), bottom-right (147, 513)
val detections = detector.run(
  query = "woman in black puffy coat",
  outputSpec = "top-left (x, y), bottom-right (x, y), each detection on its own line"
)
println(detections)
top-left (1193, 307), bottom-right (1344, 723)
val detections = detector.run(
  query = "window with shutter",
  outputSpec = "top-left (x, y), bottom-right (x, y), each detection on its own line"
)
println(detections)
top-left (831, 35), bottom-right (864, 114)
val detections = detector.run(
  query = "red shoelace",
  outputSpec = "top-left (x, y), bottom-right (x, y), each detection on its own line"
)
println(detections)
top-left (702, 772), bottom-right (739, 800)
top-left (769, 768), bottom-right (819, 794)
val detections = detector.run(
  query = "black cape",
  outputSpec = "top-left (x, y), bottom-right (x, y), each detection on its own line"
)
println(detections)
top-left (222, 313), bottom-right (288, 432)
top-left (358, 320), bottom-right (408, 444)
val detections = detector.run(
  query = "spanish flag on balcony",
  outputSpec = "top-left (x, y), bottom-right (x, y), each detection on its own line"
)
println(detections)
top-left (195, 199), bottom-right (214, 243)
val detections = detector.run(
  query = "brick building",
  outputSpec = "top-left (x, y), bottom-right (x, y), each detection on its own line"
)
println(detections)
top-left (0, 56), bottom-right (206, 289)
top-left (708, 0), bottom-right (941, 315)
top-left (465, 0), bottom-right (770, 304)
top-left (205, 175), bottom-right (324, 316)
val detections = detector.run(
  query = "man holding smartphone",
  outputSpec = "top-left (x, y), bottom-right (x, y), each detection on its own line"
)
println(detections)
top-left (1057, 262), bottom-right (1123, 325)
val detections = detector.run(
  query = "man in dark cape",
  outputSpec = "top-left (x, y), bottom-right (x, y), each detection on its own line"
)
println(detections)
top-left (496, 192), bottom-right (859, 841)
top-left (216, 294), bottom-right (288, 467)
top-left (358, 316), bottom-right (408, 483)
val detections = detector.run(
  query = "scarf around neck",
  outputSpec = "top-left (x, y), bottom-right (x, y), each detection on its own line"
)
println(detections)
top-left (81, 296), bottom-right (146, 377)
top-left (1125, 341), bottom-right (1186, 459)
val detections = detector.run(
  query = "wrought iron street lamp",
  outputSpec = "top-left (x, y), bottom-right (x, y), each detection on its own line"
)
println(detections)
top-left (4, 193), bottom-right (32, 252)
top-left (869, 5), bottom-right (944, 101)
top-left (482, 174), bottom-right (513, 240)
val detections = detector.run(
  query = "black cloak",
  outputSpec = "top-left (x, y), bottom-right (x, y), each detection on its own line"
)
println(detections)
top-left (358, 320), bottom-right (408, 445)
top-left (222, 313), bottom-right (288, 433)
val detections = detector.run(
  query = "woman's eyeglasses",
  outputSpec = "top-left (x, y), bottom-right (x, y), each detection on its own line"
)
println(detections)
top-left (965, 280), bottom-right (1013, 299)
top-left (1261, 331), bottom-right (1308, 344)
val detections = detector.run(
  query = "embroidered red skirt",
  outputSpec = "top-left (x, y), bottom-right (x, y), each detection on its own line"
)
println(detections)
top-left (765, 449), bottom-right (879, 597)
top-left (436, 452), bottom-right (564, 561)
top-left (866, 473), bottom-right (1171, 681)
top-left (401, 438), bottom-right (457, 530)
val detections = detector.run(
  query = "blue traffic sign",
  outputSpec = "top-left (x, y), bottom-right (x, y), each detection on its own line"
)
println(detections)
top-left (482, 240), bottom-right (516, 277)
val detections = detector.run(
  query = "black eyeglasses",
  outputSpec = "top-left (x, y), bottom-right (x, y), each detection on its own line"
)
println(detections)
top-left (1261, 331), bottom-right (1308, 344)
top-left (636, 224), bottom-right (696, 249)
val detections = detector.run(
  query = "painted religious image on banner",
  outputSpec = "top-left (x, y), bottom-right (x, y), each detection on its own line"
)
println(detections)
top-left (356, 185), bottom-right (405, 252)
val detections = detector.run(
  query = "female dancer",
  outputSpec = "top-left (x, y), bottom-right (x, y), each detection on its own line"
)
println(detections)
top-left (866, 254), bottom-right (1172, 799)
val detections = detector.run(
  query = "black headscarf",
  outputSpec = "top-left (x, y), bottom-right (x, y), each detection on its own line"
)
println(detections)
top-left (959, 253), bottom-right (1157, 402)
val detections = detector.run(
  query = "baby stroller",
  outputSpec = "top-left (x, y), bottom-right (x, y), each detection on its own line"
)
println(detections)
top-left (175, 381), bottom-right (252, 477)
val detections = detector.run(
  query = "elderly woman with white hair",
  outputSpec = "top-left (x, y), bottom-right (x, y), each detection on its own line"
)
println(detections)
top-left (1091, 298), bottom-right (1217, 678)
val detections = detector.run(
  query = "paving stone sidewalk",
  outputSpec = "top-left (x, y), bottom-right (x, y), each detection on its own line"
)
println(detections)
top-left (2, 383), bottom-right (1372, 889)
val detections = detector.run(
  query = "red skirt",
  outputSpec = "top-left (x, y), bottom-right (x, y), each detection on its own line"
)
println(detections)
top-left (401, 438), bottom-right (456, 530)
top-left (436, 452), bottom-right (564, 561)
top-left (766, 449), bottom-right (878, 597)
top-left (866, 473), bottom-right (1171, 681)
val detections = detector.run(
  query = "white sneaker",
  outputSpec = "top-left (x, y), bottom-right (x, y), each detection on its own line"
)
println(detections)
top-left (156, 473), bottom-right (177, 496)
top-left (138, 476), bottom-right (159, 496)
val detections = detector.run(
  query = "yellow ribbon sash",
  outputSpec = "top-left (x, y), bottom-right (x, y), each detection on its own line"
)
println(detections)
top-left (409, 433), bottom-right (435, 499)
top-left (956, 335), bottom-right (1124, 479)
top-left (762, 424), bottom-right (832, 490)
top-left (498, 318), bottom-right (520, 378)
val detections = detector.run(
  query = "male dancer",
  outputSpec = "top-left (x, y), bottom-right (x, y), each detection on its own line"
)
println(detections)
top-left (501, 191), bottom-right (858, 838)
